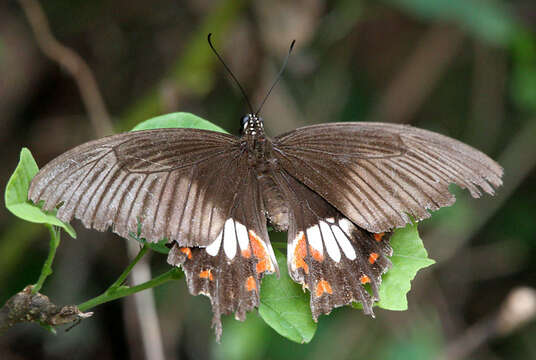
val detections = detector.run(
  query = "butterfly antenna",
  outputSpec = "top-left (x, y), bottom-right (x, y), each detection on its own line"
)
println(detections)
top-left (207, 33), bottom-right (254, 114)
top-left (256, 39), bottom-right (296, 116)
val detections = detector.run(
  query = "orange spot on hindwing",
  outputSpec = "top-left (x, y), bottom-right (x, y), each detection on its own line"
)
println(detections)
top-left (248, 230), bottom-right (274, 274)
top-left (309, 246), bottom-right (323, 262)
top-left (315, 279), bottom-right (333, 297)
top-left (293, 232), bottom-right (309, 274)
top-left (245, 276), bottom-right (257, 292)
top-left (374, 232), bottom-right (385, 242)
top-left (360, 275), bottom-right (371, 284)
top-left (199, 269), bottom-right (213, 281)
top-left (293, 232), bottom-right (324, 274)
top-left (256, 260), bottom-right (268, 274)
top-left (241, 247), bottom-right (251, 258)
top-left (368, 252), bottom-right (379, 264)
top-left (180, 247), bottom-right (192, 259)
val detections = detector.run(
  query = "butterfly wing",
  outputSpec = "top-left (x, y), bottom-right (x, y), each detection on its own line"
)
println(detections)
top-left (271, 170), bottom-right (392, 318)
top-left (167, 168), bottom-right (277, 340)
top-left (273, 122), bottom-right (503, 233)
top-left (28, 128), bottom-right (244, 246)
top-left (29, 128), bottom-right (279, 339)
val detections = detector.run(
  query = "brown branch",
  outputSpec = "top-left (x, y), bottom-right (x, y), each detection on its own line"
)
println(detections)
top-left (17, 0), bottom-right (113, 137)
top-left (0, 285), bottom-right (92, 334)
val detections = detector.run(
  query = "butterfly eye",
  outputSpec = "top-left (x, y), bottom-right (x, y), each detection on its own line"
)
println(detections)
top-left (241, 115), bottom-right (250, 129)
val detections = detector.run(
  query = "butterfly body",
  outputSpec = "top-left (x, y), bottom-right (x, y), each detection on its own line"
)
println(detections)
top-left (239, 114), bottom-right (290, 230)
top-left (28, 116), bottom-right (503, 340)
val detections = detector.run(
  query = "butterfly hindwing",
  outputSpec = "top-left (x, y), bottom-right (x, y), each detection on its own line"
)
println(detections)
top-left (167, 169), bottom-right (277, 341)
top-left (273, 122), bottom-right (503, 233)
top-left (273, 171), bottom-right (392, 318)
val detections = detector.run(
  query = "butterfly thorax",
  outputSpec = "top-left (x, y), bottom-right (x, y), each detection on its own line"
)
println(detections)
top-left (241, 114), bottom-right (270, 166)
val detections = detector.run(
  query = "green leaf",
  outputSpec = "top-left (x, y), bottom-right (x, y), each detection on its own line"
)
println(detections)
top-left (133, 236), bottom-right (170, 254)
top-left (258, 249), bottom-right (316, 344)
top-left (131, 112), bottom-right (229, 133)
top-left (129, 222), bottom-right (170, 255)
top-left (5, 148), bottom-right (76, 238)
top-left (377, 223), bottom-right (435, 310)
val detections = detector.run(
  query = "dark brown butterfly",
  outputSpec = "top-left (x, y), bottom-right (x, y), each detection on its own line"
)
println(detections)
top-left (27, 35), bottom-right (503, 340)
top-left (27, 114), bottom-right (503, 338)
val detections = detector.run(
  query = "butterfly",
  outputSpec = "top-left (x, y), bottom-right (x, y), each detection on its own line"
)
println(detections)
top-left (27, 35), bottom-right (503, 340)
top-left (27, 113), bottom-right (503, 338)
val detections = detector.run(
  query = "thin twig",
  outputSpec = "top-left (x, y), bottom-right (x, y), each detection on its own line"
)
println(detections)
top-left (78, 267), bottom-right (182, 312)
top-left (32, 225), bottom-right (60, 294)
top-left (126, 241), bottom-right (166, 360)
top-left (17, 0), bottom-right (113, 137)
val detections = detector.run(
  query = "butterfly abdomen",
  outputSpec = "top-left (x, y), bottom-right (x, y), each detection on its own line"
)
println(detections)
top-left (258, 172), bottom-right (289, 231)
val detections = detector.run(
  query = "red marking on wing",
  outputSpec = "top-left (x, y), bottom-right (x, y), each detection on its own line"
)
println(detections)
top-left (315, 279), bottom-right (333, 297)
top-left (180, 247), bottom-right (192, 259)
top-left (245, 276), bottom-right (257, 292)
top-left (293, 232), bottom-right (309, 274)
top-left (249, 230), bottom-right (273, 274)
top-left (360, 274), bottom-right (371, 284)
top-left (368, 252), bottom-right (379, 264)
top-left (374, 232), bottom-right (385, 242)
top-left (199, 269), bottom-right (214, 281)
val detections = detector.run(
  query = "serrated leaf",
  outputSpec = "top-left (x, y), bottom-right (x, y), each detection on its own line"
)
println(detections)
top-left (377, 223), bottom-right (435, 310)
top-left (5, 148), bottom-right (76, 238)
top-left (131, 112), bottom-right (229, 133)
top-left (258, 249), bottom-right (316, 344)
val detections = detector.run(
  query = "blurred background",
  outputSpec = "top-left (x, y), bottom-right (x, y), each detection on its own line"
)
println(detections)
top-left (1, 0), bottom-right (535, 359)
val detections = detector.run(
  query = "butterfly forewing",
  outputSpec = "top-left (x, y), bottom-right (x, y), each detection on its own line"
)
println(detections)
top-left (273, 122), bottom-right (503, 233)
top-left (28, 128), bottom-right (243, 247)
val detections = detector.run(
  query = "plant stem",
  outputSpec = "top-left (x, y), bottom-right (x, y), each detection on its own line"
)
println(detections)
top-left (110, 244), bottom-right (149, 290)
top-left (78, 268), bottom-right (182, 312)
top-left (32, 225), bottom-right (60, 294)
top-left (77, 245), bottom-right (182, 312)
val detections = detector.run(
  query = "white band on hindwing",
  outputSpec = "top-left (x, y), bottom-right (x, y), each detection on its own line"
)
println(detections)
top-left (204, 218), bottom-right (276, 272)
top-left (293, 217), bottom-right (358, 263)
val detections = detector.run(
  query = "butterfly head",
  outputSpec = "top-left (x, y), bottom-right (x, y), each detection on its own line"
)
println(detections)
top-left (241, 114), bottom-right (264, 136)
